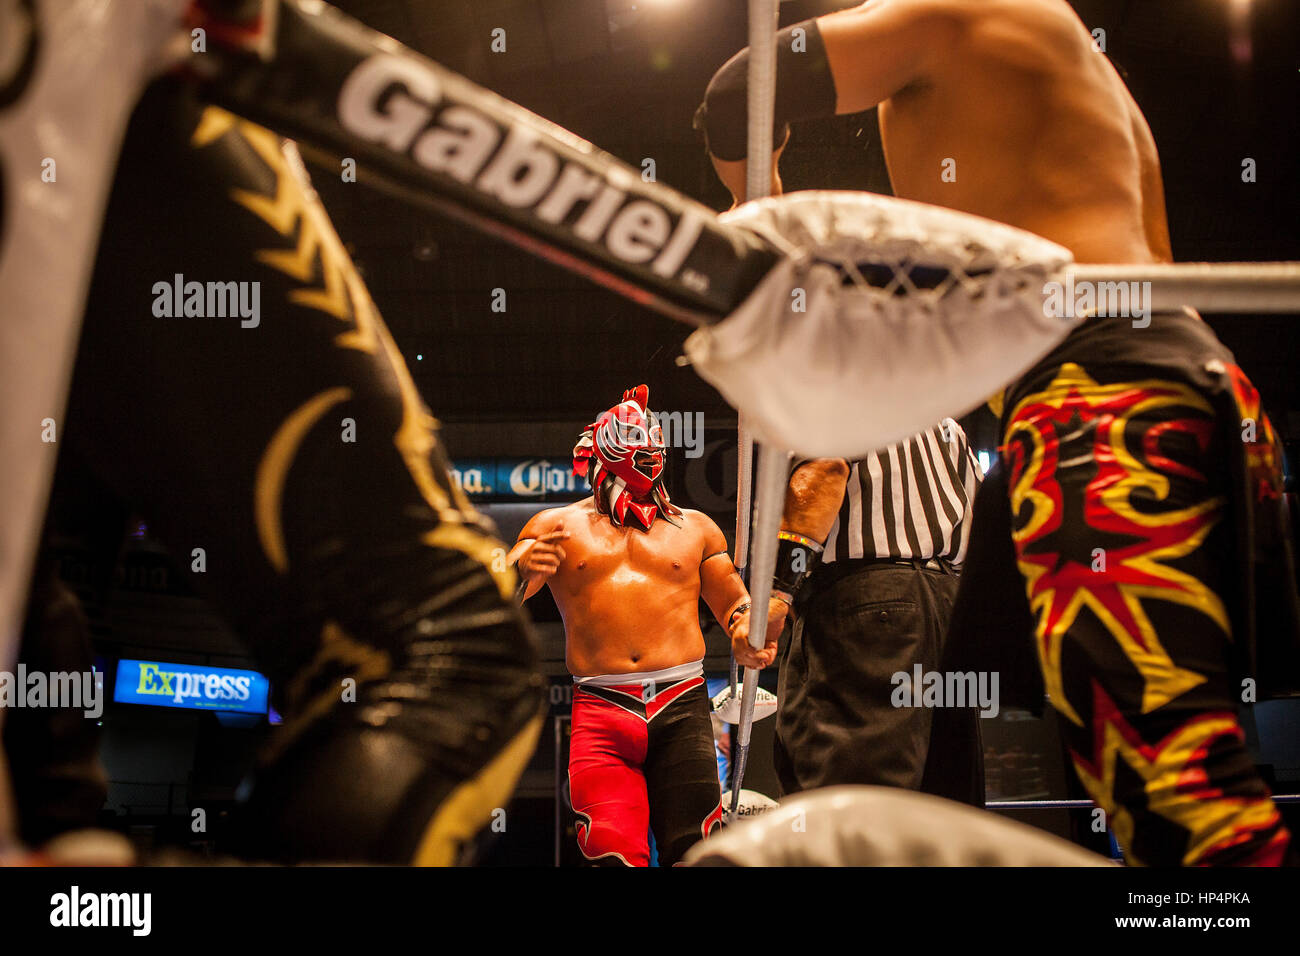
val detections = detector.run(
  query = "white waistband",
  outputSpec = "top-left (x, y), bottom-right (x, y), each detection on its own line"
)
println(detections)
top-left (573, 659), bottom-right (704, 687)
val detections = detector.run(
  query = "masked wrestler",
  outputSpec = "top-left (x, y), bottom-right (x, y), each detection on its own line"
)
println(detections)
top-left (698, 0), bottom-right (1298, 865)
top-left (510, 386), bottom-right (777, 866)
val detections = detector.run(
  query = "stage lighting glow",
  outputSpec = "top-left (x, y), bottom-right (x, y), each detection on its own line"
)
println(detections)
top-left (1227, 0), bottom-right (1253, 64)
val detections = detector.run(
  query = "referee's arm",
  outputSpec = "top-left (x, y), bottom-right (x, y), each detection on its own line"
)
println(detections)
top-left (761, 459), bottom-right (850, 635)
top-left (783, 459), bottom-right (850, 541)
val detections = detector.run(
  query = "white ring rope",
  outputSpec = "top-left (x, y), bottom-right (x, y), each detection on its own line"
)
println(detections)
top-left (730, 0), bottom-right (783, 818)
top-left (1065, 261), bottom-right (1300, 313)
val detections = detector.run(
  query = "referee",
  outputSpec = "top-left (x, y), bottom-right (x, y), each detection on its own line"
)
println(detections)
top-left (736, 420), bottom-right (985, 804)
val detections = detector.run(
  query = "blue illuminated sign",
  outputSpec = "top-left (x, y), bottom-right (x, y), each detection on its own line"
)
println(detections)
top-left (451, 458), bottom-right (591, 501)
top-left (113, 660), bottom-right (269, 714)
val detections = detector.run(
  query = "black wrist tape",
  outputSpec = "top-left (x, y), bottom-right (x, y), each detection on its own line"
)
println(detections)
top-left (695, 18), bottom-right (837, 162)
top-left (772, 530), bottom-right (824, 598)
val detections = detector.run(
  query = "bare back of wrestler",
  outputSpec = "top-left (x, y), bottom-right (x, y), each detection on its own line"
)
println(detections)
top-left (711, 0), bottom-right (1172, 266)
top-left (511, 499), bottom-right (747, 676)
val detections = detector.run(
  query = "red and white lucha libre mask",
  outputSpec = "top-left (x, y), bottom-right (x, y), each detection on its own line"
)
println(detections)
top-left (573, 385), bottom-right (682, 530)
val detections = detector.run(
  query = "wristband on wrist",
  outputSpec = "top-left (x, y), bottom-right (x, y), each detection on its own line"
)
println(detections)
top-left (772, 530), bottom-right (824, 601)
top-left (727, 602), bottom-right (752, 631)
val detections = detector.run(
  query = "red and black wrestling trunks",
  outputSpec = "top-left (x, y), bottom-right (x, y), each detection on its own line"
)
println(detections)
top-left (568, 660), bottom-right (724, 866)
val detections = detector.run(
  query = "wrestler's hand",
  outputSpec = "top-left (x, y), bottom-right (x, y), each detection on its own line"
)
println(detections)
top-left (708, 136), bottom-right (786, 208)
top-left (518, 528), bottom-right (568, 582)
top-left (729, 597), bottom-right (785, 669)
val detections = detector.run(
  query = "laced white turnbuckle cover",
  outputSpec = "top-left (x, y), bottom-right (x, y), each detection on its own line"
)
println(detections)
top-left (684, 786), bottom-right (1112, 866)
top-left (712, 683), bottom-right (778, 725)
top-left (684, 191), bottom-right (1076, 458)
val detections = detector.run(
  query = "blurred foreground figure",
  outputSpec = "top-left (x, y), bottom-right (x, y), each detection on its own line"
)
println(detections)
top-left (684, 786), bottom-right (1111, 867)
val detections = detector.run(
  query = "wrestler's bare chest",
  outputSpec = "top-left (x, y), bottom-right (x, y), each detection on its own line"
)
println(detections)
top-left (552, 510), bottom-right (704, 595)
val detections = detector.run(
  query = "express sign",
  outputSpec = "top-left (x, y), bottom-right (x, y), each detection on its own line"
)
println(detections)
top-left (113, 660), bottom-right (270, 715)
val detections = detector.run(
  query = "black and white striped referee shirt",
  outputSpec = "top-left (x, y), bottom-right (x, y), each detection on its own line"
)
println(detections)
top-left (812, 419), bottom-right (982, 566)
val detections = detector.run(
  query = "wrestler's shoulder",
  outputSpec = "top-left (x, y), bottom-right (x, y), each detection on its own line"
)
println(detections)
top-left (553, 498), bottom-right (600, 521)
top-left (957, 0), bottom-right (1093, 51)
top-left (519, 499), bottom-right (592, 536)
top-left (677, 508), bottom-right (726, 539)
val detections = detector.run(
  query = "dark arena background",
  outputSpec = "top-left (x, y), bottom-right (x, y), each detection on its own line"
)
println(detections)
top-left (3, 0), bottom-right (1299, 911)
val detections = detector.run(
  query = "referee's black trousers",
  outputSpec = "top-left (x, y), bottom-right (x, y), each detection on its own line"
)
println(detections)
top-left (774, 561), bottom-right (984, 805)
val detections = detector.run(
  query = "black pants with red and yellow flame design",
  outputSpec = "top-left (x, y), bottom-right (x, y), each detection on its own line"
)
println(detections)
top-left (1001, 310), bottom-right (1291, 866)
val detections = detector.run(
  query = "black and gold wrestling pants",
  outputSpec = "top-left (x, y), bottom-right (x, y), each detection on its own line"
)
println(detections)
top-left (43, 79), bottom-right (545, 863)
top-left (1000, 310), bottom-right (1292, 866)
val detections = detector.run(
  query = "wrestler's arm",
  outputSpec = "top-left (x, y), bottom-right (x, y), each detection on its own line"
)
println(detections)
top-left (697, 514), bottom-right (784, 669)
top-left (698, 514), bottom-right (749, 630)
top-left (817, 0), bottom-right (958, 114)
top-left (1128, 99), bottom-right (1174, 263)
top-left (509, 509), bottom-right (568, 602)
top-left (702, 0), bottom-right (957, 203)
